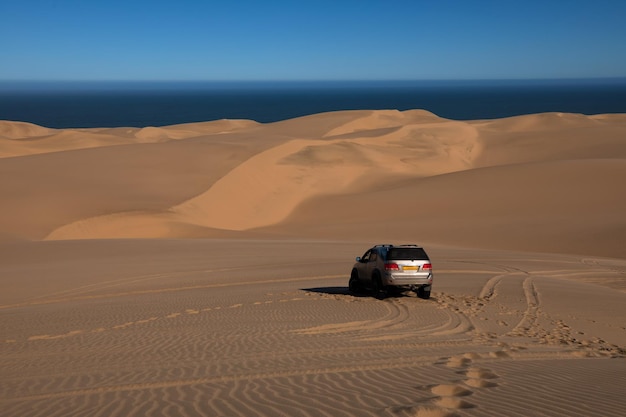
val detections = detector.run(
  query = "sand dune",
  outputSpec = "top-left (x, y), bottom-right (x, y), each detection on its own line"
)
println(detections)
top-left (0, 119), bottom-right (258, 158)
top-left (0, 120), bottom-right (56, 139)
top-left (170, 116), bottom-right (480, 231)
top-left (2, 110), bottom-right (622, 257)
top-left (1, 110), bottom-right (625, 416)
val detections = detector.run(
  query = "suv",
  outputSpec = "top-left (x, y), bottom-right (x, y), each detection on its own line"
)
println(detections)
top-left (349, 244), bottom-right (433, 299)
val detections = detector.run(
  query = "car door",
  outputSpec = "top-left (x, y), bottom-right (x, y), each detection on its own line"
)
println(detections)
top-left (357, 249), bottom-right (372, 283)
top-left (365, 249), bottom-right (379, 286)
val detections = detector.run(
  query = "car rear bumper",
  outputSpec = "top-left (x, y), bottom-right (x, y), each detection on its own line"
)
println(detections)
top-left (383, 273), bottom-right (433, 288)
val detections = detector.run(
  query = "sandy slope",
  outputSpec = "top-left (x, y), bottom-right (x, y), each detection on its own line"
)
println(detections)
top-left (1, 239), bottom-right (625, 417)
top-left (1, 110), bottom-right (625, 416)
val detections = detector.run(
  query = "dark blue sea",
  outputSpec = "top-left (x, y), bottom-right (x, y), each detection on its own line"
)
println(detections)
top-left (1, 79), bottom-right (625, 129)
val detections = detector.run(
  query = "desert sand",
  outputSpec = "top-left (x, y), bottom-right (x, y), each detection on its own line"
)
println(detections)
top-left (1, 110), bottom-right (625, 416)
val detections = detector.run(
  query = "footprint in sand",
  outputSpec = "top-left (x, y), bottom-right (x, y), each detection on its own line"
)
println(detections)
top-left (416, 384), bottom-right (476, 414)
top-left (463, 366), bottom-right (500, 388)
top-left (433, 397), bottom-right (475, 409)
top-left (445, 352), bottom-right (481, 368)
top-left (465, 367), bottom-right (499, 380)
top-left (412, 355), bottom-right (499, 416)
top-left (445, 356), bottom-right (471, 368)
top-left (431, 384), bottom-right (473, 397)
top-left (465, 378), bottom-right (499, 388)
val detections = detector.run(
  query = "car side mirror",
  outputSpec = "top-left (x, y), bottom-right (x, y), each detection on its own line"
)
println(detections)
top-left (355, 256), bottom-right (361, 262)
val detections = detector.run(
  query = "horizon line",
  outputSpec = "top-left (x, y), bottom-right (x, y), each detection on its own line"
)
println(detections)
top-left (2, 76), bottom-right (626, 83)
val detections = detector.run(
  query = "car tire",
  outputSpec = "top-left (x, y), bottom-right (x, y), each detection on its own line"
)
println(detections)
top-left (372, 272), bottom-right (386, 299)
top-left (417, 286), bottom-right (431, 299)
top-left (349, 271), bottom-right (362, 294)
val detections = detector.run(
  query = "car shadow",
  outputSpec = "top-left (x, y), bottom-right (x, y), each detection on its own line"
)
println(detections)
top-left (301, 287), bottom-right (415, 299)
top-left (301, 286), bottom-right (353, 296)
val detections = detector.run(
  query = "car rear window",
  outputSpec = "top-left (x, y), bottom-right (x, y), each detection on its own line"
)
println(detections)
top-left (388, 247), bottom-right (428, 261)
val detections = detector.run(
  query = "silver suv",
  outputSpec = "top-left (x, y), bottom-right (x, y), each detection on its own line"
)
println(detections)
top-left (349, 244), bottom-right (433, 299)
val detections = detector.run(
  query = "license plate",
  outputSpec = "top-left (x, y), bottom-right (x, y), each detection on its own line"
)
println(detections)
top-left (403, 266), bottom-right (418, 271)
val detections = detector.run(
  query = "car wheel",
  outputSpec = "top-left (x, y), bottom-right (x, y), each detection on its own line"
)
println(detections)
top-left (372, 272), bottom-right (386, 299)
top-left (417, 286), bottom-right (431, 299)
top-left (349, 270), bottom-right (362, 294)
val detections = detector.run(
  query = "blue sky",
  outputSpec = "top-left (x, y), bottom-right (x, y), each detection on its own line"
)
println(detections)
top-left (2, 0), bottom-right (626, 81)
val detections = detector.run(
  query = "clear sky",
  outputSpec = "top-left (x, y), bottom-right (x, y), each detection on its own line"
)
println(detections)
top-left (2, 0), bottom-right (626, 81)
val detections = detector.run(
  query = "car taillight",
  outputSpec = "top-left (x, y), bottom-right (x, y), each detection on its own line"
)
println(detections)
top-left (423, 263), bottom-right (432, 270)
top-left (384, 263), bottom-right (400, 270)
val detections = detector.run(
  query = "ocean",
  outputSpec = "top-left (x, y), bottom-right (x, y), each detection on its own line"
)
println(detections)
top-left (1, 79), bottom-right (625, 129)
